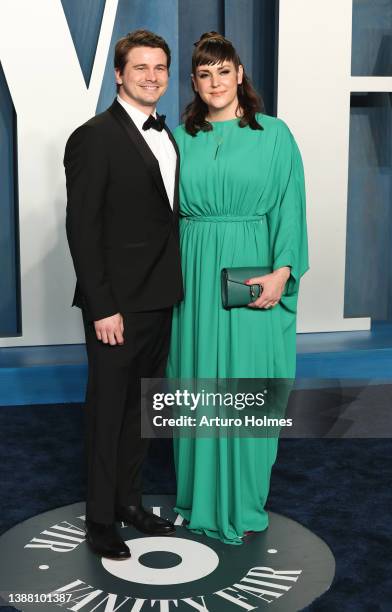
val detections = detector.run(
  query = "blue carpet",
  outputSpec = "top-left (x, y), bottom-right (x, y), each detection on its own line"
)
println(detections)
top-left (0, 403), bottom-right (391, 610)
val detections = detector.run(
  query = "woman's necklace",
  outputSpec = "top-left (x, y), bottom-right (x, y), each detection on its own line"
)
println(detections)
top-left (213, 133), bottom-right (224, 160)
top-left (208, 115), bottom-right (240, 160)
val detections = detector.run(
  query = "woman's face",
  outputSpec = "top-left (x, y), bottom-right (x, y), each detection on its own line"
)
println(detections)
top-left (192, 60), bottom-right (243, 115)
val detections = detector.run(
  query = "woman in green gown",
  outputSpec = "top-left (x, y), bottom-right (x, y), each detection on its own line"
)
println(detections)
top-left (167, 32), bottom-right (309, 544)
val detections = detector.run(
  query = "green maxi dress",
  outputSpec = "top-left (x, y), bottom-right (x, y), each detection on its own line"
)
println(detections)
top-left (166, 113), bottom-right (309, 544)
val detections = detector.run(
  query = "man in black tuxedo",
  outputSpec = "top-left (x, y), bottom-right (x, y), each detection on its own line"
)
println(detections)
top-left (64, 30), bottom-right (183, 559)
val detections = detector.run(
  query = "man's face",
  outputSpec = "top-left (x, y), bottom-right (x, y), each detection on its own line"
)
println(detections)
top-left (115, 46), bottom-right (169, 113)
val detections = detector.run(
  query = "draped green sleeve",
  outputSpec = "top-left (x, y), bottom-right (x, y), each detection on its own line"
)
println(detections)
top-left (267, 123), bottom-right (309, 302)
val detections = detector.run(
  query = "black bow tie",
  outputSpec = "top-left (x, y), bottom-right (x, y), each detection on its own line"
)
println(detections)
top-left (142, 114), bottom-right (166, 132)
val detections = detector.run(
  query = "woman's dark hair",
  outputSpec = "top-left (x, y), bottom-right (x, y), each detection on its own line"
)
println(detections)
top-left (184, 32), bottom-right (264, 136)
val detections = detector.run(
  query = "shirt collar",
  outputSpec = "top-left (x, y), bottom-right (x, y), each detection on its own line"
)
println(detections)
top-left (116, 94), bottom-right (156, 130)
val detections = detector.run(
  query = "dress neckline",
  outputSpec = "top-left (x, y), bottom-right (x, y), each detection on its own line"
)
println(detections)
top-left (208, 117), bottom-right (240, 125)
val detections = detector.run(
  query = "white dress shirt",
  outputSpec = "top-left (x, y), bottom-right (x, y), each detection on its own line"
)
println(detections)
top-left (117, 95), bottom-right (176, 209)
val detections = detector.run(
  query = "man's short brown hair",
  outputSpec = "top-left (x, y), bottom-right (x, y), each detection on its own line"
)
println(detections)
top-left (114, 29), bottom-right (171, 75)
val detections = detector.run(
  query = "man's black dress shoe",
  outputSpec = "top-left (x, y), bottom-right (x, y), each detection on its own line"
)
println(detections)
top-left (115, 504), bottom-right (176, 535)
top-left (84, 519), bottom-right (131, 559)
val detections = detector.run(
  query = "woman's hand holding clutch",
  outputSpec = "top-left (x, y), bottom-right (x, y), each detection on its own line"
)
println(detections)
top-left (245, 266), bottom-right (291, 309)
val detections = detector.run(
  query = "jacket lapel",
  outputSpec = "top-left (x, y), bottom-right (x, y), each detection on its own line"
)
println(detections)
top-left (164, 124), bottom-right (180, 215)
top-left (109, 99), bottom-right (173, 211)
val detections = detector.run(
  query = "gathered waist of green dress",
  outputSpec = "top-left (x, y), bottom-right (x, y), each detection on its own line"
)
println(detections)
top-left (181, 215), bottom-right (265, 223)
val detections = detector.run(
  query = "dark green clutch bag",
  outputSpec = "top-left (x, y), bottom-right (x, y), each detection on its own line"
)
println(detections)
top-left (221, 267), bottom-right (272, 309)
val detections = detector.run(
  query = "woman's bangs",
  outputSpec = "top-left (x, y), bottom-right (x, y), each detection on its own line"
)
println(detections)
top-left (194, 42), bottom-right (236, 68)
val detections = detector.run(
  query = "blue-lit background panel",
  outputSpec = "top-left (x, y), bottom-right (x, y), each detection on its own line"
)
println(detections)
top-left (0, 63), bottom-right (21, 337)
top-left (352, 0), bottom-right (392, 76)
top-left (2, 323), bottom-right (392, 404)
top-left (345, 92), bottom-right (392, 320)
top-left (224, 0), bottom-right (278, 115)
top-left (178, 1), bottom-right (224, 114)
top-left (60, 0), bottom-right (106, 87)
top-left (97, 0), bottom-right (179, 128)
top-left (178, 0), bottom-right (278, 119)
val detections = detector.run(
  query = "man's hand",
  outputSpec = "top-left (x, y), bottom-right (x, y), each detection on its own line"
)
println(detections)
top-left (94, 313), bottom-right (124, 345)
top-left (245, 266), bottom-right (291, 309)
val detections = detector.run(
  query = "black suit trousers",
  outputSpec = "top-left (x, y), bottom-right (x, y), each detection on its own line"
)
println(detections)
top-left (82, 308), bottom-right (172, 523)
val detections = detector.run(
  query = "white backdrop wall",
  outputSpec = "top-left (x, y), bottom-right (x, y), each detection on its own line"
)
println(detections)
top-left (0, 0), bottom-right (385, 347)
top-left (0, 0), bottom-right (118, 347)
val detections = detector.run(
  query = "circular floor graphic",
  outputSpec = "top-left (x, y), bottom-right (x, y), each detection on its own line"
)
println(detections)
top-left (0, 496), bottom-right (335, 611)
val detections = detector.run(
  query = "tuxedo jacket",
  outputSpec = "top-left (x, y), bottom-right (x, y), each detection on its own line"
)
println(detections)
top-left (64, 99), bottom-right (183, 321)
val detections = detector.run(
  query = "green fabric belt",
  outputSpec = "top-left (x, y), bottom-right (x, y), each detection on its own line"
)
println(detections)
top-left (181, 215), bottom-right (265, 223)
